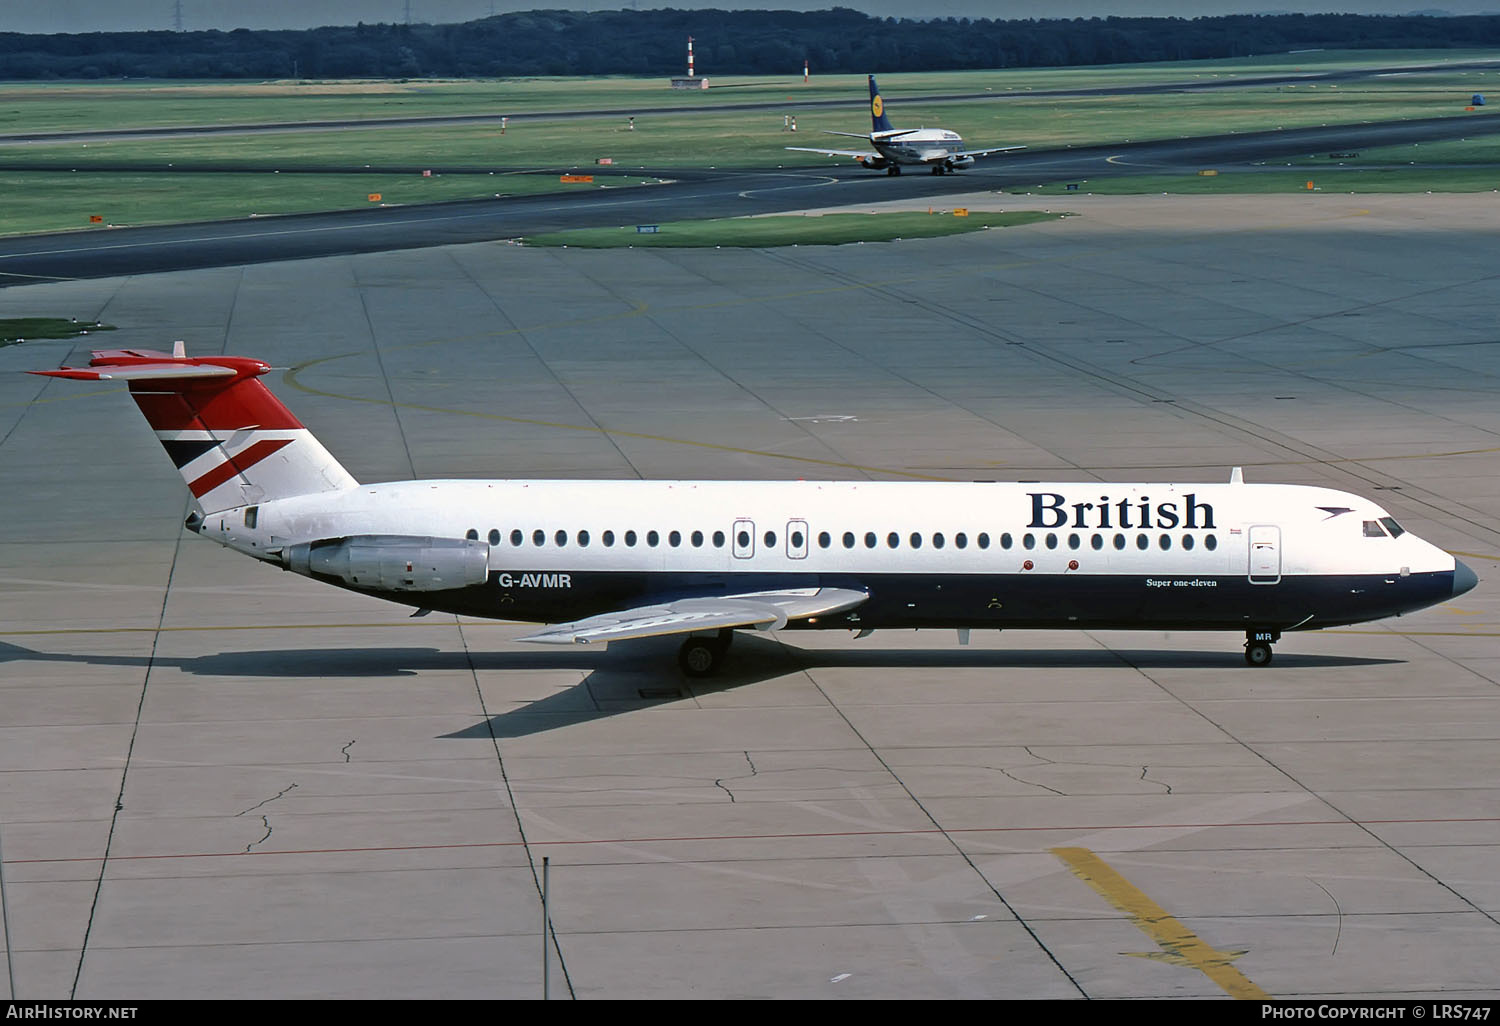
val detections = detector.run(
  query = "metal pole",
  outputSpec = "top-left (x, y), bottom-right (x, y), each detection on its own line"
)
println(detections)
top-left (549, 858), bottom-right (555, 1002)
top-left (0, 825), bottom-right (16, 1000)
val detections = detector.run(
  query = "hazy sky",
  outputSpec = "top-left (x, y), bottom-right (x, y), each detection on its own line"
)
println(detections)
top-left (4, 2), bottom-right (1498, 35)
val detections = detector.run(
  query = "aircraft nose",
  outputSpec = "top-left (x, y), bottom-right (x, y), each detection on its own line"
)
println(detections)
top-left (1452, 559), bottom-right (1479, 598)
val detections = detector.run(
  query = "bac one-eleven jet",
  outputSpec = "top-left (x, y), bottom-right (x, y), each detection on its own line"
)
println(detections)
top-left (787, 74), bottom-right (1024, 175)
top-left (36, 346), bottom-right (1478, 676)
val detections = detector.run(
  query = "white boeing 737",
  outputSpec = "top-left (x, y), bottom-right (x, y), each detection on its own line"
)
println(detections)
top-left (35, 346), bottom-right (1477, 676)
top-left (787, 74), bottom-right (1024, 175)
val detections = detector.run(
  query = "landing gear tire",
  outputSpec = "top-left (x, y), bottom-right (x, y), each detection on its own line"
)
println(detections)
top-left (1244, 642), bottom-right (1274, 667)
top-left (679, 631), bottom-right (733, 678)
top-left (886, 165), bottom-right (902, 176)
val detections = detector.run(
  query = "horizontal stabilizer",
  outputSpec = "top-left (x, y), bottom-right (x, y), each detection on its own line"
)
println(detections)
top-left (518, 586), bottom-right (868, 645)
top-left (31, 363), bottom-right (237, 381)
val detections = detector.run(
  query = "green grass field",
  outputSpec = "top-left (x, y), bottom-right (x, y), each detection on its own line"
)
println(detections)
top-left (0, 317), bottom-right (113, 345)
top-left (1, 51), bottom-right (1497, 237)
top-left (523, 210), bottom-right (1068, 247)
top-left (0, 169), bottom-right (660, 236)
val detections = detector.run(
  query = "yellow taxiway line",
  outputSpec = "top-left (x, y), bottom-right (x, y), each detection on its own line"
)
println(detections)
top-left (1051, 845), bottom-right (1269, 999)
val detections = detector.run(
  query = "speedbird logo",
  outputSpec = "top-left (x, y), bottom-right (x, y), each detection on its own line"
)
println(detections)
top-left (1028, 492), bottom-right (1215, 530)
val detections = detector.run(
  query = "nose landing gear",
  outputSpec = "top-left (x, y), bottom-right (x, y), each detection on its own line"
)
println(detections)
top-left (1244, 629), bottom-right (1280, 667)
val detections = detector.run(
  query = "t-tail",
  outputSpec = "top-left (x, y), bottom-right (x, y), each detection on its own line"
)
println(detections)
top-left (31, 345), bottom-right (358, 514)
top-left (869, 74), bottom-right (894, 134)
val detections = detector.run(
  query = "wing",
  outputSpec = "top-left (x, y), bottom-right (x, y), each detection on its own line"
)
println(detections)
top-left (785, 145), bottom-right (877, 160)
top-left (517, 586), bottom-right (868, 645)
top-left (955, 144), bottom-right (1027, 159)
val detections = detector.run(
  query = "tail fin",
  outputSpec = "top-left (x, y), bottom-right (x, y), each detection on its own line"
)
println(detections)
top-left (869, 74), bottom-right (894, 134)
top-left (32, 346), bottom-right (358, 513)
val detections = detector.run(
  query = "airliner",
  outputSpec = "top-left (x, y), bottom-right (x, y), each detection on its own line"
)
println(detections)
top-left (787, 74), bottom-right (1024, 176)
top-left (34, 346), bottom-right (1477, 676)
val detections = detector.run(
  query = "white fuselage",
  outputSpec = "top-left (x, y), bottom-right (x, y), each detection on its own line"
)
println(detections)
top-left (199, 477), bottom-right (1462, 634)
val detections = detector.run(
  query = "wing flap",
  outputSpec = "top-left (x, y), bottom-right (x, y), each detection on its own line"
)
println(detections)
top-left (518, 586), bottom-right (868, 646)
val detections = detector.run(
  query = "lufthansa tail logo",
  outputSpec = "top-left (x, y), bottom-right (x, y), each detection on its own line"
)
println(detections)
top-left (871, 95), bottom-right (883, 118)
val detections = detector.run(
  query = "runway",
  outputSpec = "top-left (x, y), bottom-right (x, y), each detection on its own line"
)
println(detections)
top-left (1, 192), bottom-right (1498, 999)
top-left (3, 112), bottom-right (1499, 286)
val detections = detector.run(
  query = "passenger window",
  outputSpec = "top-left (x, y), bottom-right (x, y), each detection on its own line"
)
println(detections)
top-left (865, 532), bottom-right (877, 549)
top-left (488, 529), bottom-right (500, 546)
top-left (955, 533), bottom-right (968, 549)
top-left (1159, 534), bottom-right (1171, 550)
top-left (764, 531), bottom-right (777, 547)
top-left (1023, 534), bottom-right (1035, 550)
top-left (887, 532), bottom-right (900, 549)
top-left (1136, 534), bottom-right (1148, 550)
top-left (978, 533), bottom-right (990, 549)
top-left (1045, 533), bottom-right (1058, 550)
top-left (533, 529), bottom-right (545, 546)
top-left (1205, 535), bottom-right (1218, 551)
top-left (791, 530), bottom-right (804, 548)
top-left (818, 532), bottom-right (831, 548)
top-left (1000, 533), bottom-right (1012, 549)
top-left (669, 530), bottom-right (681, 547)
top-left (1068, 534), bottom-right (1080, 550)
top-left (1091, 534), bottom-right (1103, 550)
top-left (1182, 534), bottom-right (1194, 550)
top-left (691, 530), bottom-right (704, 547)
top-left (738, 530), bottom-right (751, 548)
top-left (1364, 520), bottom-right (1386, 538)
top-left (843, 532), bottom-right (856, 549)
top-left (466, 528), bottom-right (479, 541)
top-left (555, 530), bottom-right (568, 547)
top-left (714, 530), bottom-right (726, 548)
top-left (1379, 517), bottom-right (1406, 538)
top-left (603, 530), bottom-right (615, 547)
top-left (510, 529), bottom-right (523, 546)
top-left (908, 532), bottom-right (920, 549)
top-left (1113, 534), bottom-right (1126, 550)
top-left (625, 530), bottom-right (638, 547)
top-left (578, 530), bottom-right (589, 547)
top-left (244, 506), bottom-right (259, 529)
top-left (933, 532), bottom-right (945, 549)
top-left (647, 530), bottom-right (660, 547)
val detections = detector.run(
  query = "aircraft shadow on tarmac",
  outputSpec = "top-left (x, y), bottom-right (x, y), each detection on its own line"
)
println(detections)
top-left (2, 636), bottom-right (1400, 738)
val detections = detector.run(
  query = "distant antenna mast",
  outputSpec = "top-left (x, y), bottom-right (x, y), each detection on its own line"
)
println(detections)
top-left (687, 36), bottom-right (695, 78)
top-left (172, 0), bottom-right (183, 32)
top-left (404, 1), bottom-right (413, 25)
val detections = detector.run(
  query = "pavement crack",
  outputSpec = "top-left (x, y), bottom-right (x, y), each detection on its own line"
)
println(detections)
top-left (236, 782), bottom-right (298, 817)
top-left (245, 815), bottom-right (272, 853)
top-left (342, 739), bottom-right (356, 763)
top-left (715, 750), bottom-right (758, 803)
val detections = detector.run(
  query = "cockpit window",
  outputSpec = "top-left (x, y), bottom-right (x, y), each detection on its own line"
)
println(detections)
top-left (1363, 520), bottom-right (1387, 538)
top-left (1378, 516), bottom-right (1406, 538)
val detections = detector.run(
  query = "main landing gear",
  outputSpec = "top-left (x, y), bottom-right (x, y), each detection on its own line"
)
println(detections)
top-left (1244, 629), bottom-right (1281, 667)
top-left (885, 165), bottom-right (902, 176)
top-left (678, 629), bottom-right (735, 678)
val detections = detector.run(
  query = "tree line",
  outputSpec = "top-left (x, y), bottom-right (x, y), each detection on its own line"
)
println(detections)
top-left (2, 8), bottom-right (1499, 80)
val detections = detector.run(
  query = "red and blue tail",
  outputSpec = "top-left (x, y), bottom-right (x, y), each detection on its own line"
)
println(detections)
top-left (32, 345), bottom-right (357, 513)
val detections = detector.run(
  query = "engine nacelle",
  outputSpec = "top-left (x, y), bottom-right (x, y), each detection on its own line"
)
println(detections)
top-left (285, 535), bottom-right (490, 592)
top-left (859, 156), bottom-right (890, 170)
top-left (948, 155), bottom-right (975, 170)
